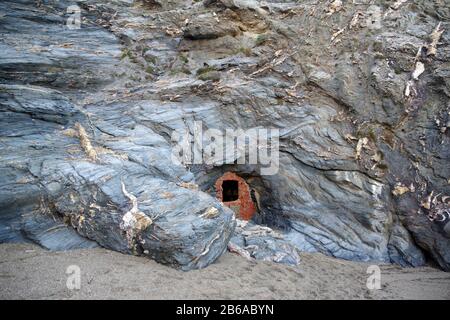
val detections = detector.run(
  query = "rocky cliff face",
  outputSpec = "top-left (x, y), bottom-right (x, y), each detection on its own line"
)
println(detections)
top-left (0, 0), bottom-right (449, 271)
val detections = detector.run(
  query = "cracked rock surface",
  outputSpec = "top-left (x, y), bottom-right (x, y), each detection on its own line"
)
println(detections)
top-left (0, 0), bottom-right (449, 271)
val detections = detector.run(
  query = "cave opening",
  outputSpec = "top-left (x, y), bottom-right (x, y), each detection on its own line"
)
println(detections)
top-left (193, 166), bottom-right (290, 230)
top-left (215, 172), bottom-right (256, 221)
top-left (222, 180), bottom-right (239, 202)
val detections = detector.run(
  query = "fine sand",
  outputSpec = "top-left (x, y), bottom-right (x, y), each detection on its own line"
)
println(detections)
top-left (0, 243), bottom-right (449, 300)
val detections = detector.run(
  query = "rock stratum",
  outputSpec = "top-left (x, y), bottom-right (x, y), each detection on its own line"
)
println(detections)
top-left (0, 0), bottom-right (449, 271)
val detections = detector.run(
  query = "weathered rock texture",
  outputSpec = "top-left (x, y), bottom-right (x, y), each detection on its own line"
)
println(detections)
top-left (229, 219), bottom-right (302, 266)
top-left (0, 0), bottom-right (449, 270)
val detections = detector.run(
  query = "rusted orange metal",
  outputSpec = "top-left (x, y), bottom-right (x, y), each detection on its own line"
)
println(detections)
top-left (215, 172), bottom-right (256, 220)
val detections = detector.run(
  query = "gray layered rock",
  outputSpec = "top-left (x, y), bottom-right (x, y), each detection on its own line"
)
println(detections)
top-left (0, 0), bottom-right (449, 271)
top-left (229, 220), bottom-right (301, 266)
top-left (0, 81), bottom-right (236, 270)
top-left (0, 0), bottom-right (235, 270)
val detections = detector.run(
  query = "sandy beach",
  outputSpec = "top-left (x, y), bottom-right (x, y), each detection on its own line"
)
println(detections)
top-left (0, 244), bottom-right (448, 300)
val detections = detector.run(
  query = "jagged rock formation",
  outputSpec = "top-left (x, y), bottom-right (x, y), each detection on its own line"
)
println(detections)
top-left (0, 0), bottom-right (449, 270)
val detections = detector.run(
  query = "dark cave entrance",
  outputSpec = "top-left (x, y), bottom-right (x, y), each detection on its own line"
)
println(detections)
top-left (222, 180), bottom-right (239, 202)
top-left (215, 172), bottom-right (256, 220)
top-left (193, 166), bottom-right (291, 230)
